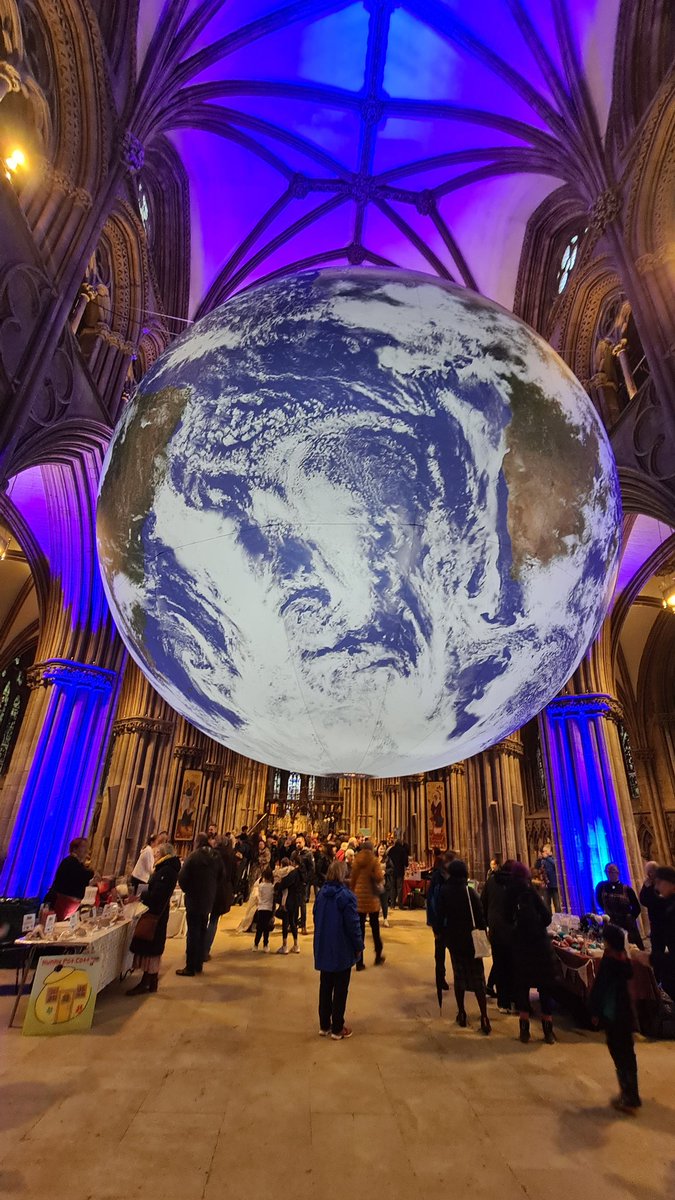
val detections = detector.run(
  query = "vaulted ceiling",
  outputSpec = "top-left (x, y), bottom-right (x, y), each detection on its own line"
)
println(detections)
top-left (134, 0), bottom-right (627, 319)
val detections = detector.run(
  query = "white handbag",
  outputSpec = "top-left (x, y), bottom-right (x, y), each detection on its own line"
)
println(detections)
top-left (467, 887), bottom-right (491, 958)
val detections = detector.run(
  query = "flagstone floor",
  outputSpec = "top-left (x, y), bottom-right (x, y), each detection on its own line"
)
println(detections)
top-left (1, 907), bottom-right (674, 1200)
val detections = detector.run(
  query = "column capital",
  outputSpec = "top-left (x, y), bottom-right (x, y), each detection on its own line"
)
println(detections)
top-left (493, 736), bottom-right (525, 758)
top-left (112, 716), bottom-right (174, 738)
top-left (446, 763), bottom-right (465, 776)
top-left (545, 692), bottom-right (623, 723)
top-left (27, 658), bottom-right (117, 695)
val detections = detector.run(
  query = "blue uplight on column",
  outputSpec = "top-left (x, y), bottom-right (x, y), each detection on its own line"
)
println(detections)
top-left (540, 694), bottom-right (632, 915)
top-left (0, 659), bottom-right (117, 900)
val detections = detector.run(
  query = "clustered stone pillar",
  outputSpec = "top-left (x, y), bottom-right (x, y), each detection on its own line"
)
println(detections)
top-left (464, 735), bottom-right (529, 877)
top-left (98, 715), bottom-right (175, 873)
top-left (445, 763), bottom-right (469, 865)
top-left (0, 658), bottom-right (118, 897)
top-left (539, 694), bottom-right (643, 915)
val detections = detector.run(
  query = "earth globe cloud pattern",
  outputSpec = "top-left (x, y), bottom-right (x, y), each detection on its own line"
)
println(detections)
top-left (97, 269), bottom-right (621, 778)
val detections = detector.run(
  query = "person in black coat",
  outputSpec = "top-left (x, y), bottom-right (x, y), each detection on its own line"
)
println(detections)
top-left (651, 866), bottom-right (675, 1001)
top-left (437, 859), bottom-right (491, 1034)
top-left (506, 862), bottom-right (557, 1044)
top-left (482, 860), bottom-right (515, 1012)
top-left (595, 864), bottom-right (643, 948)
top-left (387, 835), bottom-right (409, 908)
top-left (205, 835), bottom-right (237, 959)
top-left (127, 845), bottom-right (181, 996)
top-left (425, 851), bottom-right (454, 993)
top-left (177, 834), bottom-right (221, 977)
top-left (639, 862), bottom-right (665, 956)
top-left (45, 838), bottom-right (97, 920)
top-left (589, 923), bottom-right (641, 1112)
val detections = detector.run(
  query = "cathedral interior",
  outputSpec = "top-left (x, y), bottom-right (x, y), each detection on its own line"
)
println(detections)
top-left (0, 0), bottom-right (674, 914)
top-left (1, 8), bottom-right (675, 1200)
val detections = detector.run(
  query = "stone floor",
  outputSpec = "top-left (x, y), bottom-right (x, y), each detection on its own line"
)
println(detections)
top-left (1, 907), bottom-right (674, 1200)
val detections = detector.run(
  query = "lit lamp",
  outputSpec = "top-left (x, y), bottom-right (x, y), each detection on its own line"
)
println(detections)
top-left (4, 148), bottom-right (26, 179)
top-left (661, 580), bottom-right (675, 613)
top-left (0, 533), bottom-right (9, 560)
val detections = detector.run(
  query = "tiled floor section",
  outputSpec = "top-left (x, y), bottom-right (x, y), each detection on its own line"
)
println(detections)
top-left (1, 908), bottom-right (674, 1199)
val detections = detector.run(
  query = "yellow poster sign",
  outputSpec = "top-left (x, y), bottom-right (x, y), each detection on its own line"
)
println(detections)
top-left (23, 955), bottom-right (100, 1036)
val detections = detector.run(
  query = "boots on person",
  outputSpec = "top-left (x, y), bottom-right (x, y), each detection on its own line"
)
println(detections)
top-left (147, 973), bottom-right (158, 993)
top-left (542, 1017), bottom-right (556, 1044)
top-left (127, 972), bottom-right (152, 996)
top-left (519, 1017), bottom-right (531, 1043)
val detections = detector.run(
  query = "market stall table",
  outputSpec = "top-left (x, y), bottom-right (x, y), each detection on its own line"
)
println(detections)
top-left (553, 942), bottom-right (662, 1035)
top-left (9, 917), bottom-right (136, 1029)
top-left (402, 876), bottom-right (429, 906)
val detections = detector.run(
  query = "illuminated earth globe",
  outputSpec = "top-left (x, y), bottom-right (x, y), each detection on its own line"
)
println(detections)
top-left (97, 268), bottom-right (621, 777)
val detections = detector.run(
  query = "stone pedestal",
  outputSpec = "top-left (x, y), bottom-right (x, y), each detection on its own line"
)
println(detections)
top-left (538, 694), bottom-right (642, 915)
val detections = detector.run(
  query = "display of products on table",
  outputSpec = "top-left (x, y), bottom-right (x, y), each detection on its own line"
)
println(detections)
top-left (21, 898), bottom-right (144, 943)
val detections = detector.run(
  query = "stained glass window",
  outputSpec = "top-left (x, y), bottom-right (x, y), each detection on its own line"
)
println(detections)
top-left (556, 234), bottom-right (580, 294)
top-left (137, 180), bottom-right (151, 233)
top-left (0, 646), bottom-right (35, 775)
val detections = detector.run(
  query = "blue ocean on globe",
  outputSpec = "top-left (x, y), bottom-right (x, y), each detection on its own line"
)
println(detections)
top-left (97, 268), bottom-right (621, 777)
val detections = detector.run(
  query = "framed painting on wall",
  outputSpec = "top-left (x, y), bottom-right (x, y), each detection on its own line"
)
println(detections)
top-left (174, 769), bottom-right (203, 842)
top-left (427, 781), bottom-right (447, 851)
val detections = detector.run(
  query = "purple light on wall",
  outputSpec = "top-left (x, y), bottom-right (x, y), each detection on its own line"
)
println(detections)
top-left (154, 0), bottom-right (616, 316)
top-left (0, 660), bottom-right (117, 899)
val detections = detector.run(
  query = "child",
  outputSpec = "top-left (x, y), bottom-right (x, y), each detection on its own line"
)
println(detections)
top-left (589, 923), bottom-right (641, 1114)
top-left (253, 867), bottom-right (275, 952)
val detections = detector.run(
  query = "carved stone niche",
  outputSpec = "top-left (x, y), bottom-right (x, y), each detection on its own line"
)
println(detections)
top-left (203, 760), bottom-right (225, 777)
top-left (174, 743), bottom-right (203, 766)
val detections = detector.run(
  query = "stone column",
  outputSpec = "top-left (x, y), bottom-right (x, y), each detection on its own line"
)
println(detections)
top-left (538, 694), bottom-right (643, 915)
top-left (98, 715), bottom-right (175, 873)
top-left (632, 742), bottom-right (671, 862)
top-left (0, 658), bottom-right (118, 897)
top-left (445, 763), bottom-right (469, 864)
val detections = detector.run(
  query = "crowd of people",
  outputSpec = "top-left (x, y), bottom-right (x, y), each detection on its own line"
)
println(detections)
top-left (45, 829), bottom-right (675, 1113)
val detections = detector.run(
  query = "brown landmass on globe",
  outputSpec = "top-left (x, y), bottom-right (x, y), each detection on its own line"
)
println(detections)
top-left (502, 374), bottom-right (600, 577)
top-left (97, 385), bottom-right (187, 634)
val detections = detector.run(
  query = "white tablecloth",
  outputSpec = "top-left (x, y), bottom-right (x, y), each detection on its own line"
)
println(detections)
top-left (17, 919), bottom-right (135, 993)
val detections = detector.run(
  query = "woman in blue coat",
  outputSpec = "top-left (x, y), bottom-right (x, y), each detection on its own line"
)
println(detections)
top-left (313, 859), bottom-right (364, 1039)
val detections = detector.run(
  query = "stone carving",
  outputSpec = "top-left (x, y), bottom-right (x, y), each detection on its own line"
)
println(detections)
top-left (122, 130), bottom-right (145, 173)
top-left (587, 187), bottom-right (622, 234)
top-left (0, 262), bottom-right (74, 429)
top-left (112, 716), bottom-right (174, 737)
top-left (28, 658), bottom-right (117, 694)
top-left (631, 377), bottom-right (675, 483)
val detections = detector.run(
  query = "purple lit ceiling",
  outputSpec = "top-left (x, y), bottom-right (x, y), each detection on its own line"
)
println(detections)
top-left (136, 0), bottom-right (620, 317)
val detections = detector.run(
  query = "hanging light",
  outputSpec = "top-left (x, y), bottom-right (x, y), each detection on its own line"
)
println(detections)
top-left (661, 579), bottom-right (675, 613)
top-left (4, 148), bottom-right (27, 178)
top-left (654, 520), bottom-right (675, 614)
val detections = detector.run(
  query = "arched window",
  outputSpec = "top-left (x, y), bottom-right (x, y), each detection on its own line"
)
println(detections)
top-left (556, 233), bottom-right (581, 294)
top-left (137, 179), bottom-right (151, 235)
